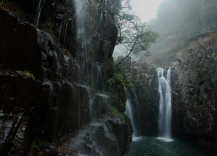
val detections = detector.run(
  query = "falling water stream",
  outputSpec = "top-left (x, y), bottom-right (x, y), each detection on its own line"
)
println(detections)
top-left (35, 0), bottom-right (44, 28)
top-left (157, 67), bottom-right (172, 141)
top-left (125, 93), bottom-right (138, 137)
top-left (65, 1), bottom-right (115, 155)
top-left (128, 68), bottom-right (200, 156)
top-left (74, 0), bottom-right (89, 72)
top-left (59, 0), bottom-right (199, 155)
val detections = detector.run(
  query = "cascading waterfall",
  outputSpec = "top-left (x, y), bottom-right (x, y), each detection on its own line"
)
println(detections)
top-left (157, 67), bottom-right (172, 142)
top-left (63, 19), bottom-right (70, 48)
top-left (74, 0), bottom-right (88, 72)
top-left (35, 0), bottom-right (44, 28)
top-left (74, 0), bottom-right (109, 116)
top-left (125, 93), bottom-right (138, 137)
top-left (132, 87), bottom-right (140, 135)
top-left (58, 19), bottom-right (69, 46)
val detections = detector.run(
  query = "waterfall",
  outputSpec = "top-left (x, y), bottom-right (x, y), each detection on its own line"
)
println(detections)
top-left (58, 21), bottom-right (63, 45)
top-left (132, 87), bottom-right (140, 135)
top-left (132, 87), bottom-right (139, 106)
top-left (96, 63), bottom-right (104, 90)
top-left (63, 19), bottom-right (70, 49)
top-left (157, 67), bottom-right (172, 142)
top-left (74, 0), bottom-right (88, 72)
top-left (35, 0), bottom-right (44, 28)
top-left (125, 93), bottom-right (138, 137)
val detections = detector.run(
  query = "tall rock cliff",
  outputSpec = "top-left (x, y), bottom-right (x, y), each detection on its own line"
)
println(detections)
top-left (0, 0), bottom-right (131, 155)
top-left (172, 32), bottom-right (217, 155)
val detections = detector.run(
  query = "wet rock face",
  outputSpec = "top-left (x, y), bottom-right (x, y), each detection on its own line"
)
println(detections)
top-left (0, 0), bottom-right (131, 155)
top-left (122, 64), bottom-right (159, 136)
top-left (58, 116), bottom-right (131, 156)
top-left (173, 33), bottom-right (217, 155)
top-left (0, 70), bottom-right (53, 155)
top-left (0, 9), bottom-right (42, 79)
top-left (54, 82), bottom-right (90, 138)
top-left (126, 64), bottom-right (185, 138)
top-left (134, 74), bottom-right (159, 136)
top-left (0, 9), bottom-right (64, 154)
top-left (0, 9), bottom-right (72, 82)
top-left (168, 68), bottom-right (186, 139)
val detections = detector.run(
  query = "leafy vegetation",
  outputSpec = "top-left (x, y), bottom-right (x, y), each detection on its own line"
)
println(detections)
top-left (107, 68), bottom-right (131, 92)
top-left (23, 70), bottom-right (35, 80)
top-left (115, 0), bottom-right (158, 66)
top-left (108, 104), bottom-right (127, 121)
top-left (30, 140), bottom-right (45, 156)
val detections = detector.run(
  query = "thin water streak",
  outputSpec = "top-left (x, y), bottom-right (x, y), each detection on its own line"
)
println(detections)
top-left (125, 93), bottom-right (138, 137)
top-left (35, 0), bottom-right (44, 28)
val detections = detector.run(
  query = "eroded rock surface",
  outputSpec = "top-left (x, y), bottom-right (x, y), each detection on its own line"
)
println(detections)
top-left (0, 0), bottom-right (132, 155)
top-left (173, 32), bottom-right (217, 155)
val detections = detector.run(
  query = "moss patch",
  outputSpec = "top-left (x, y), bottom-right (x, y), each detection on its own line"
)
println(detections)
top-left (108, 104), bottom-right (127, 121)
top-left (23, 70), bottom-right (35, 80)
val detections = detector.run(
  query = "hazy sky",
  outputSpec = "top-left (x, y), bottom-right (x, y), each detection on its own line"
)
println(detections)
top-left (131, 0), bottom-right (165, 22)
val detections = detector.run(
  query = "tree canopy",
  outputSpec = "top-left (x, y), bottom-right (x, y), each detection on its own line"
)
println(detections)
top-left (114, 0), bottom-right (159, 67)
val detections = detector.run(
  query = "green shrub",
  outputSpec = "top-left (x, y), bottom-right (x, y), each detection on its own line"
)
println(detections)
top-left (107, 69), bottom-right (131, 92)
top-left (108, 104), bottom-right (127, 121)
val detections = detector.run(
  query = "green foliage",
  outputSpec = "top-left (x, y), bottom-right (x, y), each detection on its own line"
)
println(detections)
top-left (30, 140), bottom-right (45, 155)
top-left (108, 104), bottom-right (127, 121)
top-left (107, 68), bottom-right (130, 92)
top-left (116, 9), bottom-right (158, 53)
top-left (23, 70), bottom-right (35, 80)
top-left (115, 0), bottom-right (158, 66)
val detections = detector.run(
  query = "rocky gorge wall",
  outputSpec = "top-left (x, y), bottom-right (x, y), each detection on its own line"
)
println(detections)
top-left (0, 0), bottom-right (131, 155)
top-left (122, 62), bottom-right (185, 138)
top-left (119, 62), bottom-right (159, 136)
top-left (121, 32), bottom-right (217, 156)
top-left (138, 31), bottom-right (217, 155)
top-left (172, 32), bottom-right (217, 156)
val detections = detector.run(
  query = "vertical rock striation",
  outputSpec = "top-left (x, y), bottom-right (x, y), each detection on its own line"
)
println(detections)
top-left (0, 0), bottom-right (131, 155)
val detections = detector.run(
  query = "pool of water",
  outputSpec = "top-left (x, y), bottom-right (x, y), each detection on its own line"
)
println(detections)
top-left (128, 136), bottom-right (201, 156)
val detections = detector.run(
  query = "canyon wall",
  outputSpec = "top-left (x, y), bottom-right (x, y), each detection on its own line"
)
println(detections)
top-left (0, 0), bottom-right (131, 155)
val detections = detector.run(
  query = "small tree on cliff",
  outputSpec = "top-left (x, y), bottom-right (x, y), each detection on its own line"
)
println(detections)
top-left (114, 0), bottom-right (159, 67)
